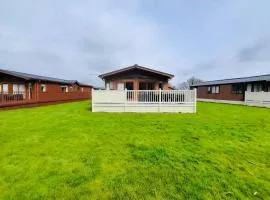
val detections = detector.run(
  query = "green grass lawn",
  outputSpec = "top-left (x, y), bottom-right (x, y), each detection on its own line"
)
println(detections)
top-left (0, 101), bottom-right (270, 200)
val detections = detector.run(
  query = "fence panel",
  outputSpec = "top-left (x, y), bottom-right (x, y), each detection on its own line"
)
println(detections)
top-left (92, 89), bottom-right (197, 113)
top-left (245, 91), bottom-right (270, 108)
top-left (245, 91), bottom-right (270, 102)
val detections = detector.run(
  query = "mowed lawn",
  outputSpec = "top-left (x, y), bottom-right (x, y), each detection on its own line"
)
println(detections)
top-left (0, 101), bottom-right (270, 200)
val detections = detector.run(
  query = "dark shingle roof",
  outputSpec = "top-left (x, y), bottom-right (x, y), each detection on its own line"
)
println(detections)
top-left (0, 68), bottom-right (92, 87)
top-left (192, 74), bottom-right (270, 86)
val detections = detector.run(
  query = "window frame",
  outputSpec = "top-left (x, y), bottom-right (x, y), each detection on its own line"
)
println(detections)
top-left (231, 83), bottom-right (243, 94)
top-left (3, 84), bottom-right (8, 93)
top-left (148, 83), bottom-right (155, 90)
top-left (13, 84), bottom-right (19, 93)
top-left (207, 86), bottom-right (211, 93)
top-left (60, 85), bottom-right (68, 93)
top-left (41, 84), bottom-right (47, 93)
top-left (208, 85), bottom-right (220, 94)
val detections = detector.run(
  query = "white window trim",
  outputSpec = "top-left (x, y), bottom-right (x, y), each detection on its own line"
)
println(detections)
top-left (12, 84), bottom-right (25, 93)
top-left (13, 84), bottom-right (19, 93)
top-left (209, 85), bottom-right (220, 94)
top-left (3, 84), bottom-right (8, 93)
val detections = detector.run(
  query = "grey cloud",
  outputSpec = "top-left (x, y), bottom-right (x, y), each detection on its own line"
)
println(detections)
top-left (188, 39), bottom-right (270, 76)
top-left (29, 51), bottom-right (66, 65)
top-left (193, 60), bottom-right (218, 72)
top-left (0, 0), bottom-right (177, 87)
top-left (80, 37), bottom-right (130, 55)
top-left (179, 60), bottom-right (218, 79)
top-left (0, 0), bottom-right (165, 86)
top-left (80, 38), bottom-right (110, 54)
top-left (236, 38), bottom-right (270, 62)
top-left (84, 54), bottom-right (118, 73)
top-left (1, 0), bottom-right (270, 87)
top-left (180, 39), bottom-right (270, 83)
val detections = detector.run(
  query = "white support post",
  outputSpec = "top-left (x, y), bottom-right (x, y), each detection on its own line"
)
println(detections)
top-left (194, 88), bottom-right (197, 113)
top-left (91, 88), bottom-right (94, 112)
top-left (124, 89), bottom-right (127, 112)
top-left (159, 89), bottom-right (161, 112)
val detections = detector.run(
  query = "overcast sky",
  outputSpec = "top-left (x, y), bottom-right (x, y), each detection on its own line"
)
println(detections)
top-left (0, 0), bottom-right (270, 86)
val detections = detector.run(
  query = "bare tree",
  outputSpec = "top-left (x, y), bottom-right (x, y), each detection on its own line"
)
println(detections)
top-left (178, 77), bottom-right (204, 89)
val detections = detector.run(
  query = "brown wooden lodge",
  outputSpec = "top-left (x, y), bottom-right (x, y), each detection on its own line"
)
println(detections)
top-left (0, 69), bottom-right (92, 109)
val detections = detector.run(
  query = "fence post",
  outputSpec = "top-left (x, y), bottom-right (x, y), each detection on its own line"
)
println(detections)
top-left (91, 88), bottom-right (94, 112)
top-left (159, 89), bottom-right (161, 112)
top-left (194, 88), bottom-right (197, 113)
top-left (124, 89), bottom-right (127, 112)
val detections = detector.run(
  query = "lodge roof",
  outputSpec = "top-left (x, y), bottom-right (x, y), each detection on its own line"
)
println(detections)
top-left (0, 68), bottom-right (92, 87)
top-left (99, 64), bottom-right (174, 79)
top-left (191, 74), bottom-right (270, 87)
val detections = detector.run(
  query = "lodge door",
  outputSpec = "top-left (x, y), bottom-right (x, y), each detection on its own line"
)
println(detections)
top-left (125, 82), bottom-right (134, 90)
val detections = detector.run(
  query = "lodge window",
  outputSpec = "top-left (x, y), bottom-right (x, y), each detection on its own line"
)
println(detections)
top-left (148, 83), bottom-right (154, 90)
top-left (208, 85), bottom-right (220, 94)
top-left (2, 84), bottom-right (8, 93)
top-left (81, 87), bottom-right (84, 92)
top-left (139, 82), bottom-right (146, 90)
top-left (61, 86), bottom-right (68, 92)
top-left (139, 82), bottom-right (155, 90)
top-left (207, 86), bottom-right (211, 93)
top-left (231, 84), bottom-right (243, 94)
top-left (159, 82), bottom-right (163, 90)
top-left (13, 84), bottom-right (25, 94)
top-left (41, 84), bottom-right (47, 92)
top-left (251, 83), bottom-right (264, 92)
top-left (13, 84), bottom-right (19, 93)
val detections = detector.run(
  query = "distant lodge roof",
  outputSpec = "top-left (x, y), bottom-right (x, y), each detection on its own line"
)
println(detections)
top-left (0, 68), bottom-right (92, 87)
top-left (191, 74), bottom-right (270, 87)
top-left (99, 64), bottom-right (174, 79)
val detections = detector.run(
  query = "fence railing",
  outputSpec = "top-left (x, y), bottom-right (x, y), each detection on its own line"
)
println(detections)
top-left (0, 92), bottom-right (26, 103)
top-left (92, 89), bottom-right (197, 113)
top-left (0, 91), bottom-right (91, 106)
top-left (126, 90), bottom-right (195, 103)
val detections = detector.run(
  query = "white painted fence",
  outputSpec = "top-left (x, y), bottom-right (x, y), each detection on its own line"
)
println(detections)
top-left (245, 91), bottom-right (270, 107)
top-left (92, 89), bottom-right (197, 113)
